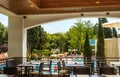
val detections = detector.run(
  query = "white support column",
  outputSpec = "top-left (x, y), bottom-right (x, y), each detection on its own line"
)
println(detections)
top-left (8, 16), bottom-right (27, 59)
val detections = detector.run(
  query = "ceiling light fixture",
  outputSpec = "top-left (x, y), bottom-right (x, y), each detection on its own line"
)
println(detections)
top-left (30, 4), bottom-right (34, 7)
top-left (81, 13), bottom-right (84, 16)
top-left (106, 12), bottom-right (110, 15)
top-left (95, 1), bottom-right (100, 4)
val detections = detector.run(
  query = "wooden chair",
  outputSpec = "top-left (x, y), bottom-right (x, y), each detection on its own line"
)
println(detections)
top-left (6, 59), bottom-right (17, 67)
top-left (3, 67), bottom-right (18, 77)
top-left (4, 59), bottom-right (21, 77)
top-left (73, 67), bottom-right (91, 75)
top-left (57, 61), bottom-right (62, 77)
top-left (43, 60), bottom-right (52, 77)
top-left (62, 60), bottom-right (71, 74)
top-left (62, 60), bottom-right (65, 70)
top-left (99, 67), bottom-right (116, 75)
top-left (29, 62), bottom-right (44, 77)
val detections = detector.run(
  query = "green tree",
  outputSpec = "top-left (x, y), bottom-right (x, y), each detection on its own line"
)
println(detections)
top-left (51, 33), bottom-right (66, 53)
top-left (96, 18), bottom-right (105, 58)
top-left (84, 20), bottom-right (95, 39)
top-left (0, 22), bottom-right (8, 52)
top-left (63, 36), bottom-right (70, 52)
top-left (66, 19), bottom-right (95, 54)
top-left (27, 25), bottom-right (47, 54)
top-left (84, 30), bottom-right (92, 57)
top-left (45, 32), bottom-right (66, 53)
top-left (113, 28), bottom-right (117, 38)
top-left (101, 18), bottom-right (112, 38)
top-left (0, 22), bottom-right (8, 45)
top-left (73, 21), bottom-right (86, 53)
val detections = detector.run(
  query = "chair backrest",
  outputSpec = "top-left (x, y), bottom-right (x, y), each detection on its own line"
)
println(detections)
top-left (49, 60), bottom-right (52, 71)
top-left (39, 62), bottom-right (44, 73)
top-left (96, 61), bottom-right (99, 68)
top-left (6, 59), bottom-right (16, 67)
top-left (99, 67), bottom-right (116, 75)
top-left (57, 61), bottom-right (62, 71)
top-left (62, 60), bottom-right (65, 66)
top-left (73, 67), bottom-right (91, 75)
top-left (62, 60), bottom-right (66, 70)
top-left (3, 67), bottom-right (18, 75)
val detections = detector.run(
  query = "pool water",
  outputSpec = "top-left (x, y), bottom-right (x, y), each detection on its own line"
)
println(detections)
top-left (34, 59), bottom-right (84, 74)
top-left (0, 63), bottom-right (58, 74)
top-left (35, 64), bottom-right (58, 74)
top-left (0, 64), bottom-right (6, 70)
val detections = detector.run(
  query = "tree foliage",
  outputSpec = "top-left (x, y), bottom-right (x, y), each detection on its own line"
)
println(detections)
top-left (0, 22), bottom-right (8, 52)
top-left (66, 19), bottom-right (94, 55)
top-left (0, 22), bottom-right (8, 45)
top-left (66, 20), bottom-right (86, 54)
top-left (27, 25), bottom-right (47, 53)
top-left (101, 18), bottom-right (112, 38)
top-left (96, 18), bottom-right (105, 58)
top-left (53, 33), bottom-right (65, 51)
top-left (84, 30), bottom-right (92, 57)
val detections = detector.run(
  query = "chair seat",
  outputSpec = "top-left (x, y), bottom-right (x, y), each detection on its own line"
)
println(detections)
top-left (77, 75), bottom-right (89, 77)
top-left (29, 71), bottom-right (40, 74)
top-left (59, 70), bottom-right (68, 74)
top-left (99, 67), bottom-right (116, 75)
top-left (43, 67), bottom-right (49, 71)
top-left (8, 75), bottom-right (16, 77)
top-left (29, 62), bottom-right (44, 77)
top-left (17, 67), bottom-right (23, 72)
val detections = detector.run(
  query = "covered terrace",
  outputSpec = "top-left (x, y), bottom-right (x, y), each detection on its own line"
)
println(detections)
top-left (0, 0), bottom-right (120, 77)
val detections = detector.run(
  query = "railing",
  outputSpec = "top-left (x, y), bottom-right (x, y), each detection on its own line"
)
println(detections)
top-left (1, 56), bottom-right (120, 65)
top-left (0, 56), bottom-right (119, 76)
top-left (0, 56), bottom-right (120, 74)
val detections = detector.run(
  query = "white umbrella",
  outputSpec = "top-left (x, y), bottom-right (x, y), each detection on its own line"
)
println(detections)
top-left (50, 54), bottom-right (59, 57)
top-left (102, 22), bottom-right (120, 37)
top-left (102, 22), bottom-right (120, 28)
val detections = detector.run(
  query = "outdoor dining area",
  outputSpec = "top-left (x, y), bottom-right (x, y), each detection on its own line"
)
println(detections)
top-left (0, 56), bottom-right (120, 77)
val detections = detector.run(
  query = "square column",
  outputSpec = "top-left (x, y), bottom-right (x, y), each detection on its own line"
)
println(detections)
top-left (8, 16), bottom-right (27, 63)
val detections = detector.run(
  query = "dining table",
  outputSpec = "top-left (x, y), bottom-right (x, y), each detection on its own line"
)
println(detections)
top-left (66, 60), bottom-right (84, 67)
top-left (70, 75), bottom-right (101, 77)
top-left (17, 63), bottom-right (35, 77)
top-left (0, 74), bottom-right (22, 77)
top-left (17, 61), bottom-right (50, 77)
top-left (0, 74), bottom-right (15, 77)
top-left (109, 62), bottom-right (120, 75)
top-left (0, 74), bottom-right (8, 77)
top-left (70, 74), bottom-right (120, 77)
top-left (66, 63), bottom-right (84, 67)
top-left (66, 62), bottom-right (84, 74)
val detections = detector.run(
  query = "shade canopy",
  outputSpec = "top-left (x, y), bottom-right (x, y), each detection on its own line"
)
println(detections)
top-left (102, 22), bottom-right (120, 28)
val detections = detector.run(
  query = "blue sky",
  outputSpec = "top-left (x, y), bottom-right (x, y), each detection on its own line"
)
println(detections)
top-left (41, 18), bottom-right (120, 34)
top-left (0, 14), bottom-right (8, 26)
top-left (0, 13), bottom-right (120, 34)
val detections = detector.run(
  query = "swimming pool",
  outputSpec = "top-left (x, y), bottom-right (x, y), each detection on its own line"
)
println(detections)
top-left (0, 64), bottom-right (6, 70)
top-left (34, 63), bottom-right (58, 74)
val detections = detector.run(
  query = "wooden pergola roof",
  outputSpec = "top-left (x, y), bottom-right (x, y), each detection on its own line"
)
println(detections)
top-left (0, 0), bottom-right (120, 15)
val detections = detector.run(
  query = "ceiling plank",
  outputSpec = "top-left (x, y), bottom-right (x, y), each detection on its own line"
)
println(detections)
top-left (30, 0), bottom-right (40, 9)
top-left (0, 0), bottom-right (120, 15)
top-left (40, 0), bottom-right (120, 8)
